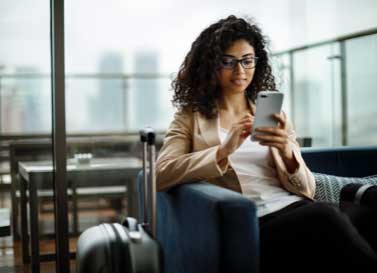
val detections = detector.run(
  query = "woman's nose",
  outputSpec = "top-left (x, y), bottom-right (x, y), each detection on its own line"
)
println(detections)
top-left (234, 62), bottom-right (246, 73)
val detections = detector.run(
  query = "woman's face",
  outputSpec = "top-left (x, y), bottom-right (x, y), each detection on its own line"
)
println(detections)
top-left (217, 39), bottom-right (256, 95)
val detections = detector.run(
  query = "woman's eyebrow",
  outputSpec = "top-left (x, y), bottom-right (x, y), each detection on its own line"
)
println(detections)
top-left (223, 53), bottom-right (255, 58)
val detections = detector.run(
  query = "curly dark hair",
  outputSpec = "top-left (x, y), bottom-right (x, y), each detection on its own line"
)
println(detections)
top-left (172, 15), bottom-right (276, 119)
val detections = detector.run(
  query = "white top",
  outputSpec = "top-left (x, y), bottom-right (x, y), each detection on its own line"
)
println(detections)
top-left (218, 127), bottom-right (303, 217)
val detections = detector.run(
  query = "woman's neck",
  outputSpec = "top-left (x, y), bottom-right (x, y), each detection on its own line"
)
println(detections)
top-left (218, 92), bottom-right (249, 115)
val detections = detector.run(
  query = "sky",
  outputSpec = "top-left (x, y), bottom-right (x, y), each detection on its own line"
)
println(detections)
top-left (1, 0), bottom-right (376, 74)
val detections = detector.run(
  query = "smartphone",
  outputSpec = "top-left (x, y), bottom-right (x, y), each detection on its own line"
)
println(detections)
top-left (250, 91), bottom-right (284, 141)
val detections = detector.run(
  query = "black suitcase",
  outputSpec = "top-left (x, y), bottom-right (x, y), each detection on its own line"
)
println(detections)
top-left (76, 127), bottom-right (161, 273)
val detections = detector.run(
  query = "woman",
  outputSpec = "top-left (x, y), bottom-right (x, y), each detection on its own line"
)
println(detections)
top-left (156, 15), bottom-right (377, 273)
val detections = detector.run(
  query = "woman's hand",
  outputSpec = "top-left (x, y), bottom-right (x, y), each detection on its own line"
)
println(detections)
top-left (253, 112), bottom-right (298, 173)
top-left (217, 114), bottom-right (253, 161)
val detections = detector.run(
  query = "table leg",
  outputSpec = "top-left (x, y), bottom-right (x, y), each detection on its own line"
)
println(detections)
top-left (71, 180), bottom-right (79, 236)
top-left (20, 175), bottom-right (30, 264)
top-left (11, 174), bottom-right (19, 240)
top-left (29, 179), bottom-right (40, 273)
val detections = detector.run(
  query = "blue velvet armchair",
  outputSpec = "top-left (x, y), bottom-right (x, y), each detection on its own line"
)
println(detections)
top-left (138, 146), bottom-right (377, 273)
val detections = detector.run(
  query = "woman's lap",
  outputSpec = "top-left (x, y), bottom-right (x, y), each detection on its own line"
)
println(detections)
top-left (258, 200), bottom-right (377, 273)
top-left (340, 201), bottom-right (377, 253)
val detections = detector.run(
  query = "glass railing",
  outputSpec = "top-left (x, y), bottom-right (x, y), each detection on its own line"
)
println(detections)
top-left (1, 29), bottom-right (377, 147)
top-left (0, 73), bottom-right (175, 135)
top-left (272, 29), bottom-right (377, 147)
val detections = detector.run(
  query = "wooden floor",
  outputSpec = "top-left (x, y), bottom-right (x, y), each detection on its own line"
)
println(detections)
top-left (0, 237), bottom-right (76, 273)
top-left (0, 190), bottom-right (127, 273)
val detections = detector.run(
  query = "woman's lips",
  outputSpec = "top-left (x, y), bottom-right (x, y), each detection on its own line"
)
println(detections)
top-left (231, 79), bottom-right (247, 86)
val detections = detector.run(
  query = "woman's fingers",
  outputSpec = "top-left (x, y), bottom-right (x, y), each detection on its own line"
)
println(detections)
top-left (253, 112), bottom-right (290, 153)
top-left (239, 113), bottom-right (254, 121)
top-left (242, 113), bottom-right (253, 119)
top-left (255, 127), bottom-right (287, 137)
top-left (235, 119), bottom-right (252, 129)
top-left (273, 112), bottom-right (286, 129)
top-left (253, 134), bottom-right (288, 144)
top-left (240, 123), bottom-right (252, 137)
top-left (239, 125), bottom-right (252, 137)
top-left (259, 141), bottom-right (284, 150)
top-left (238, 117), bottom-right (253, 127)
top-left (225, 114), bottom-right (254, 148)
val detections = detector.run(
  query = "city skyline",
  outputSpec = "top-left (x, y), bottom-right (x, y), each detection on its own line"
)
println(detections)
top-left (0, 50), bottom-right (174, 134)
top-left (0, 0), bottom-right (376, 146)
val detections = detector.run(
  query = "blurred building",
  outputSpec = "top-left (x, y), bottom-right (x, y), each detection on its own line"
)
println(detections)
top-left (131, 51), bottom-right (160, 130)
top-left (89, 51), bottom-right (125, 131)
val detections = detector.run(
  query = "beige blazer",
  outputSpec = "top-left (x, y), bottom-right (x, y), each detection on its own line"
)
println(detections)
top-left (156, 101), bottom-right (316, 200)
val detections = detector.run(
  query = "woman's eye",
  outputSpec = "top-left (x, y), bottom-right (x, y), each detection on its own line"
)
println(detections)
top-left (222, 59), bottom-right (234, 66)
top-left (242, 59), bottom-right (254, 65)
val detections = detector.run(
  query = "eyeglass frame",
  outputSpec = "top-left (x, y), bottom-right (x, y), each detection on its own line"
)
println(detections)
top-left (219, 55), bottom-right (259, 70)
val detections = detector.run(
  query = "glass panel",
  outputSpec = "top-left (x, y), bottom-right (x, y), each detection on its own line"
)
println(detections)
top-left (271, 54), bottom-right (292, 119)
top-left (1, 75), bottom-right (51, 134)
top-left (345, 34), bottom-right (377, 146)
top-left (65, 76), bottom-right (126, 132)
top-left (64, 1), bottom-right (171, 257)
top-left (292, 43), bottom-right (342, 147)
top-left (127, 77), bottom-right (174, 131)
top-left (0, 0), bottom-right (58, 270)
top-left (65, 76), bottom-right (174, 133)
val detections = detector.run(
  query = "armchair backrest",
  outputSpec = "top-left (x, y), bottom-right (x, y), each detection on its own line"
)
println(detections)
top-left (302, 146), bottom-right (377, 177)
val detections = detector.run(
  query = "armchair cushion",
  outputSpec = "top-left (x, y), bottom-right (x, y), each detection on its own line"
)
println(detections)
top-left (313, 173), bottom-right (377, 203)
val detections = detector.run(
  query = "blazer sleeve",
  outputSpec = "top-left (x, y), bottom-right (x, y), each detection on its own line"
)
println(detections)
top-left (156, 110), bottom-right (225, 191)
top-left (271, 119), bottom-right (316, 199)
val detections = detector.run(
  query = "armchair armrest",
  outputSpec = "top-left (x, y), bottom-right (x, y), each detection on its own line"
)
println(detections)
top-left (156, 182), bottom-right (259, 273)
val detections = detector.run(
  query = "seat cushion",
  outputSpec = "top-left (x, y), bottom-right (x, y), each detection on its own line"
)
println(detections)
top-left (313, 173), bottom-right (377, 203)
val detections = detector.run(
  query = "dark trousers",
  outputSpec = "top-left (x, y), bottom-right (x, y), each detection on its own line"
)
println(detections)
top-left (259, 200), bottom-right (377, 273)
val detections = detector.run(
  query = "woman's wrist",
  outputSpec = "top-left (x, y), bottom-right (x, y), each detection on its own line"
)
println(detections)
top-left (217, 145), bottom-right (230, 161)
top-left (281, 149), bottom-right (299, 173)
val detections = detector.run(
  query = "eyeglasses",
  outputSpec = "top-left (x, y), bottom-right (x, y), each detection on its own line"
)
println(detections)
top-left (220, 56), bottom-right (258, 70)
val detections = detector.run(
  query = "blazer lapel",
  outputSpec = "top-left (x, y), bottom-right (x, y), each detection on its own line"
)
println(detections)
top-left (196, 112), bottom-right (221, 148)
top-left (196, 98), bottom-right (255, 148)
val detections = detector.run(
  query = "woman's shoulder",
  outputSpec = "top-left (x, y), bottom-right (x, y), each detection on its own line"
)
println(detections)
top-left (173, 106), bottom-right (216, 124)
top-left (170, 107), bottom-right (196, 128)
top-left (173, 106), bottom-right (195, 119)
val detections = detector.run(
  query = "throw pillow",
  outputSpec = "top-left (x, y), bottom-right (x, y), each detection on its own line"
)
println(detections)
top-left (313, 173), bottom-right (377, 203)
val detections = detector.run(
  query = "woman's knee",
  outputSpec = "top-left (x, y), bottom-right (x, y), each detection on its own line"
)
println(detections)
top-left (307, 202), bottom-right (348, 227)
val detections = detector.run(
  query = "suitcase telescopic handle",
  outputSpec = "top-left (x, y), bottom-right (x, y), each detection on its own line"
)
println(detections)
top-left (139, 127), bottom-right (156, 238)
top-left (140, 126), bottom-right (156, 145)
